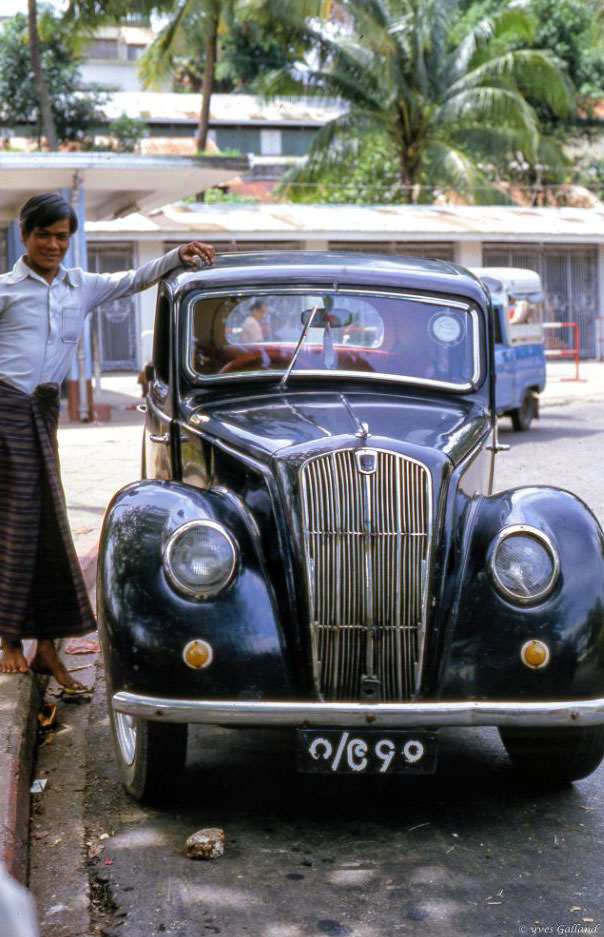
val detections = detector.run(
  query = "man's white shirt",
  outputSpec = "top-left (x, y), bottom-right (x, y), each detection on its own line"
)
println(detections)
top-left (0, 248), bottom-right (182, 393)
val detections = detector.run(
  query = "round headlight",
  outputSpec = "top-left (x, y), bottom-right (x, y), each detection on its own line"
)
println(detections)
top-left (489, 525), bottom-right (559, 605)
top-left (164, 521), bottom-right (237, 598)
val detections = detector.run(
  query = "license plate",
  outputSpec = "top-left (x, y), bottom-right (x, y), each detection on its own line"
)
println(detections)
top-left (297, 729), bottom-right (437, 775)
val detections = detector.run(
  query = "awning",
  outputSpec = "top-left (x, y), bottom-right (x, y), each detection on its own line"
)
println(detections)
top-left (0, 151), bottom-right (248, 222)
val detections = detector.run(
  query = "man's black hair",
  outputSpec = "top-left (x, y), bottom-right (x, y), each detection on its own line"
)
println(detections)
top-left (19, 193), bottom-right (78, 237)
top-left (251, 298), bottom-right (267, 310)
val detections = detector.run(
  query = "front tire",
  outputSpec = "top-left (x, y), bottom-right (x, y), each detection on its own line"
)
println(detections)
top-left (499, 726), bottom-right (604, 784)
top-left (510, 390), bottom-right (536, 431)
top-left (110, 707), bottom-right (188, 803)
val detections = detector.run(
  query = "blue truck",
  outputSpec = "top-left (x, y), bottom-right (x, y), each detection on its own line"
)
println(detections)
top-left (472, 266), bottom-right (546, 431)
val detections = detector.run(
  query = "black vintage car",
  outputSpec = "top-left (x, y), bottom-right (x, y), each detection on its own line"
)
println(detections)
top-left (97, 252), bottom-right (604, 801)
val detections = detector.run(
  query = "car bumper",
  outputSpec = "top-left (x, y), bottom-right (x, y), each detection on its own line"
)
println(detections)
top-left (112, 692), bottom-right (604, 728)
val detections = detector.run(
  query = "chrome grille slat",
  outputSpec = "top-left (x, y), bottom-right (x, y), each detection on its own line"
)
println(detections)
top-left (300, 449), bottom-right (431, 702)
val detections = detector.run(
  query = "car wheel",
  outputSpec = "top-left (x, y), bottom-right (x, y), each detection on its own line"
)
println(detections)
top-left (510, 391), bottom-right (536, 431)
top-left (499, 726), bottom-right (604, 784)
top-left (110, 707), bottom-right (188, 803)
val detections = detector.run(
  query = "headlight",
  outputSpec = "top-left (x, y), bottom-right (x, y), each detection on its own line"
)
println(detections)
top-left (489, 525), bottom-right (559, 605)
top-left (163, 520), bottom-right (237, 599)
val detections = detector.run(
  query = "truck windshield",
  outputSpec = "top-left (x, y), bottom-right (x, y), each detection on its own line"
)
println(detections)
top-left (186, 289), bottom-right (481, 389)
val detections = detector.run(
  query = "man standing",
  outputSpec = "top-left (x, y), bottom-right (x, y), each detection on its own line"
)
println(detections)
top-left (0, 192), bottom-right (216, 689)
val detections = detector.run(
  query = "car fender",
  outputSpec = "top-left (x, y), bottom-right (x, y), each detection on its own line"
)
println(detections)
top-left (97, 480), bottom-right (294, 699)
top-left (440, 486), bottom-right (604, 699)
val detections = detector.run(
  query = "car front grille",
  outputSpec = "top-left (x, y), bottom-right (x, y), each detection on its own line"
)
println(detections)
top-left (299, 448), bottom-right (432, 701)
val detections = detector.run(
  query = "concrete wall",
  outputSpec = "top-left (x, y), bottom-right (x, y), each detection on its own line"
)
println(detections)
top-left (454, 241), bottom-right (483, 269)
top-left (79, 63), bottom-right (144, 93)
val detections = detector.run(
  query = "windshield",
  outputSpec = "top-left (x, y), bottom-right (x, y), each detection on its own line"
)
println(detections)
top-left (186, 289), bottom-right (481, 389)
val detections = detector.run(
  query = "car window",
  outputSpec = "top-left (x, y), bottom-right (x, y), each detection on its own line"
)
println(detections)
top-left (153, 293), bottom-right (171, 385)
top-left (187, 289), bottom-right (480, 388)
top-left (492, 303), bottom-right (505, 344)
top-left (508, 292), bottom-right (544, 345)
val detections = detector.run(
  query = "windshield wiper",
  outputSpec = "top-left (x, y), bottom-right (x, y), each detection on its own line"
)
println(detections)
top-left (279, 303), bottom-right (320, 391)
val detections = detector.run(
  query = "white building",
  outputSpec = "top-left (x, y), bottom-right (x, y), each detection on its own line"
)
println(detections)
top-left (1, 156), bottom-right (603, 368)
top-left (81, 201), bottom-right (604, 368)
top-left (78, 24), bottom-right (165, 93)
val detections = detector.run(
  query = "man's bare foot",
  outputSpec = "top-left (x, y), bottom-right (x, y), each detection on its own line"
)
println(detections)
top-left (0, 638), bottom-right (29, 674)
top-left (29, 639), bottom-right (88, 691)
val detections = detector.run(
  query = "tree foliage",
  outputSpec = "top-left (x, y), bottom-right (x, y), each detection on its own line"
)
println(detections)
top-left (107, 113), bottom-right (148, 151)
top-left (0, 12), bottom-right (104, 146)
top-left (454, 0), bottom-right (604, 98)
top-left (216, 19), bottom-right (298, 91)
top-left (527, 0), bottom-right (604, 98)
top-left (61, 0), bottom-right (171, 26)
top-left (138, 0), bottom-right (234, 149)
top-left (267, 0), bottom-right (574, 203)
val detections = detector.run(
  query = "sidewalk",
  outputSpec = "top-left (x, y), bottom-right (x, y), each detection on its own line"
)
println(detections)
top-left (58, 373), bottom-right (143, 580)
top-left (0, 373), bottom-right (142, 882)
top-left (1, 359), bottom-right (604, 882)
top-left (540, 358), bottom-right (604, 407)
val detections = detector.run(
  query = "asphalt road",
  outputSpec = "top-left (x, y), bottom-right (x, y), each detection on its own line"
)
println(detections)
top-left (29, 401), bottom-right (604, 937)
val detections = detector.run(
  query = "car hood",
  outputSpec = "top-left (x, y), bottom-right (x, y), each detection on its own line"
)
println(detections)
top-left (185, 389), bottom-right (490, 467)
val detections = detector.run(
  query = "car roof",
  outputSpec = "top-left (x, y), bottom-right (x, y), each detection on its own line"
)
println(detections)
top-left (471, 266), bottom-right (542, 295)
top-left (166, 250), bottom-right (488, 306)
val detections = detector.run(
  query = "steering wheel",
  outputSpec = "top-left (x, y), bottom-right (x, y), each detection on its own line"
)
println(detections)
top-left (219, 348), bottom-right (289, 374)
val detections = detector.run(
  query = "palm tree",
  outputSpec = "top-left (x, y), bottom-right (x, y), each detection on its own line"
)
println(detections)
top-left (266, 0), bottom-right (574, 202)
top-left (138, 0), bottom-right (235, 151)
top-left (28, 0), bottom-right (58, 150)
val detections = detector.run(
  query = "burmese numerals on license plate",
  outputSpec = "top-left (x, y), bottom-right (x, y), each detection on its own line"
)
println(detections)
top-left (297, 729), bottom-right (438, 775)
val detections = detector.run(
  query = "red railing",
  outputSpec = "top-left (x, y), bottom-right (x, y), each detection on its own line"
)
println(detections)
top-left (543, 321), bottom-right (583, 382)
top-left (596, 317), bottom-right (604, 361)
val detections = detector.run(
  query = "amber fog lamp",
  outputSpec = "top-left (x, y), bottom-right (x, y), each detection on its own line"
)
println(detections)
top-left (520, 639), bottom-right (550, 670)
top-left (183, 639), bottom-right (213, 670)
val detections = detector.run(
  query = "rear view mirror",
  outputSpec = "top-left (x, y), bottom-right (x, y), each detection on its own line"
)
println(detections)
top-left (300, 307), bottom-right (353, 329)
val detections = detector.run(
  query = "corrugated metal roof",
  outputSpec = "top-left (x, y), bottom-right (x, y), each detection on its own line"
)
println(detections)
top-left (102, 92), bottom-right (345, 127)
top-left (85, 202), bottom-right (604, 243)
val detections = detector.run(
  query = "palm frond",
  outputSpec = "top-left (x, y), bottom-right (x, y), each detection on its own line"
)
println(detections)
top-left (422, 141), bottom-right (511, 204)
top-left (446, 50), bottom-right (574, 118)
top-left (448, 7), bottom-right (535, 87)
top-left (448, 125), bottom-right (530, 159)
top-left (435, 85), bottom-right (539, 158)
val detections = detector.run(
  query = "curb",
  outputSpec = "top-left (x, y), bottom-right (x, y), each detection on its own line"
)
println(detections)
top-left (0, 673), bottom-right (44, 882)
top-left (0, 753), bottom-right (20, 876)
top-left (0, 546), bottom-right (98, 884)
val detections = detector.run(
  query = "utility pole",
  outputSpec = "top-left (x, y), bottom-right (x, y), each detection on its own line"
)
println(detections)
top-left (71, 171), bottom-right (90, 422)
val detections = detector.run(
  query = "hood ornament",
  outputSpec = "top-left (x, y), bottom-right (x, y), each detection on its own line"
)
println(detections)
top-left (339, 394), bottom-right (371, 440)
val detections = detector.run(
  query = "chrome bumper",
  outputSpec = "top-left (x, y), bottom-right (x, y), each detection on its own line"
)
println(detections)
top-left (112, 692), bottom-right (604, 728)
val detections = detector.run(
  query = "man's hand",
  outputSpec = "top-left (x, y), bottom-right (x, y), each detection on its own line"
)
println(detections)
top-left (178, 241), bottom-right (216, 268)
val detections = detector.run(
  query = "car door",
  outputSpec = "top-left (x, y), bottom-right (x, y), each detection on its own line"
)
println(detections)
top-left (143, 288), bottom-right (175, 481)
top-left (493, 300), bottom-right (517, 413)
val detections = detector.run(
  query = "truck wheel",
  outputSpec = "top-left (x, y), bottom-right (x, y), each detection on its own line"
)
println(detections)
top-left (511, 391), bottom-right (536, 431)
top-left (110, 707), bottom-right (188, 803)
top-left (499, 726), bottom-right (604, 784)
